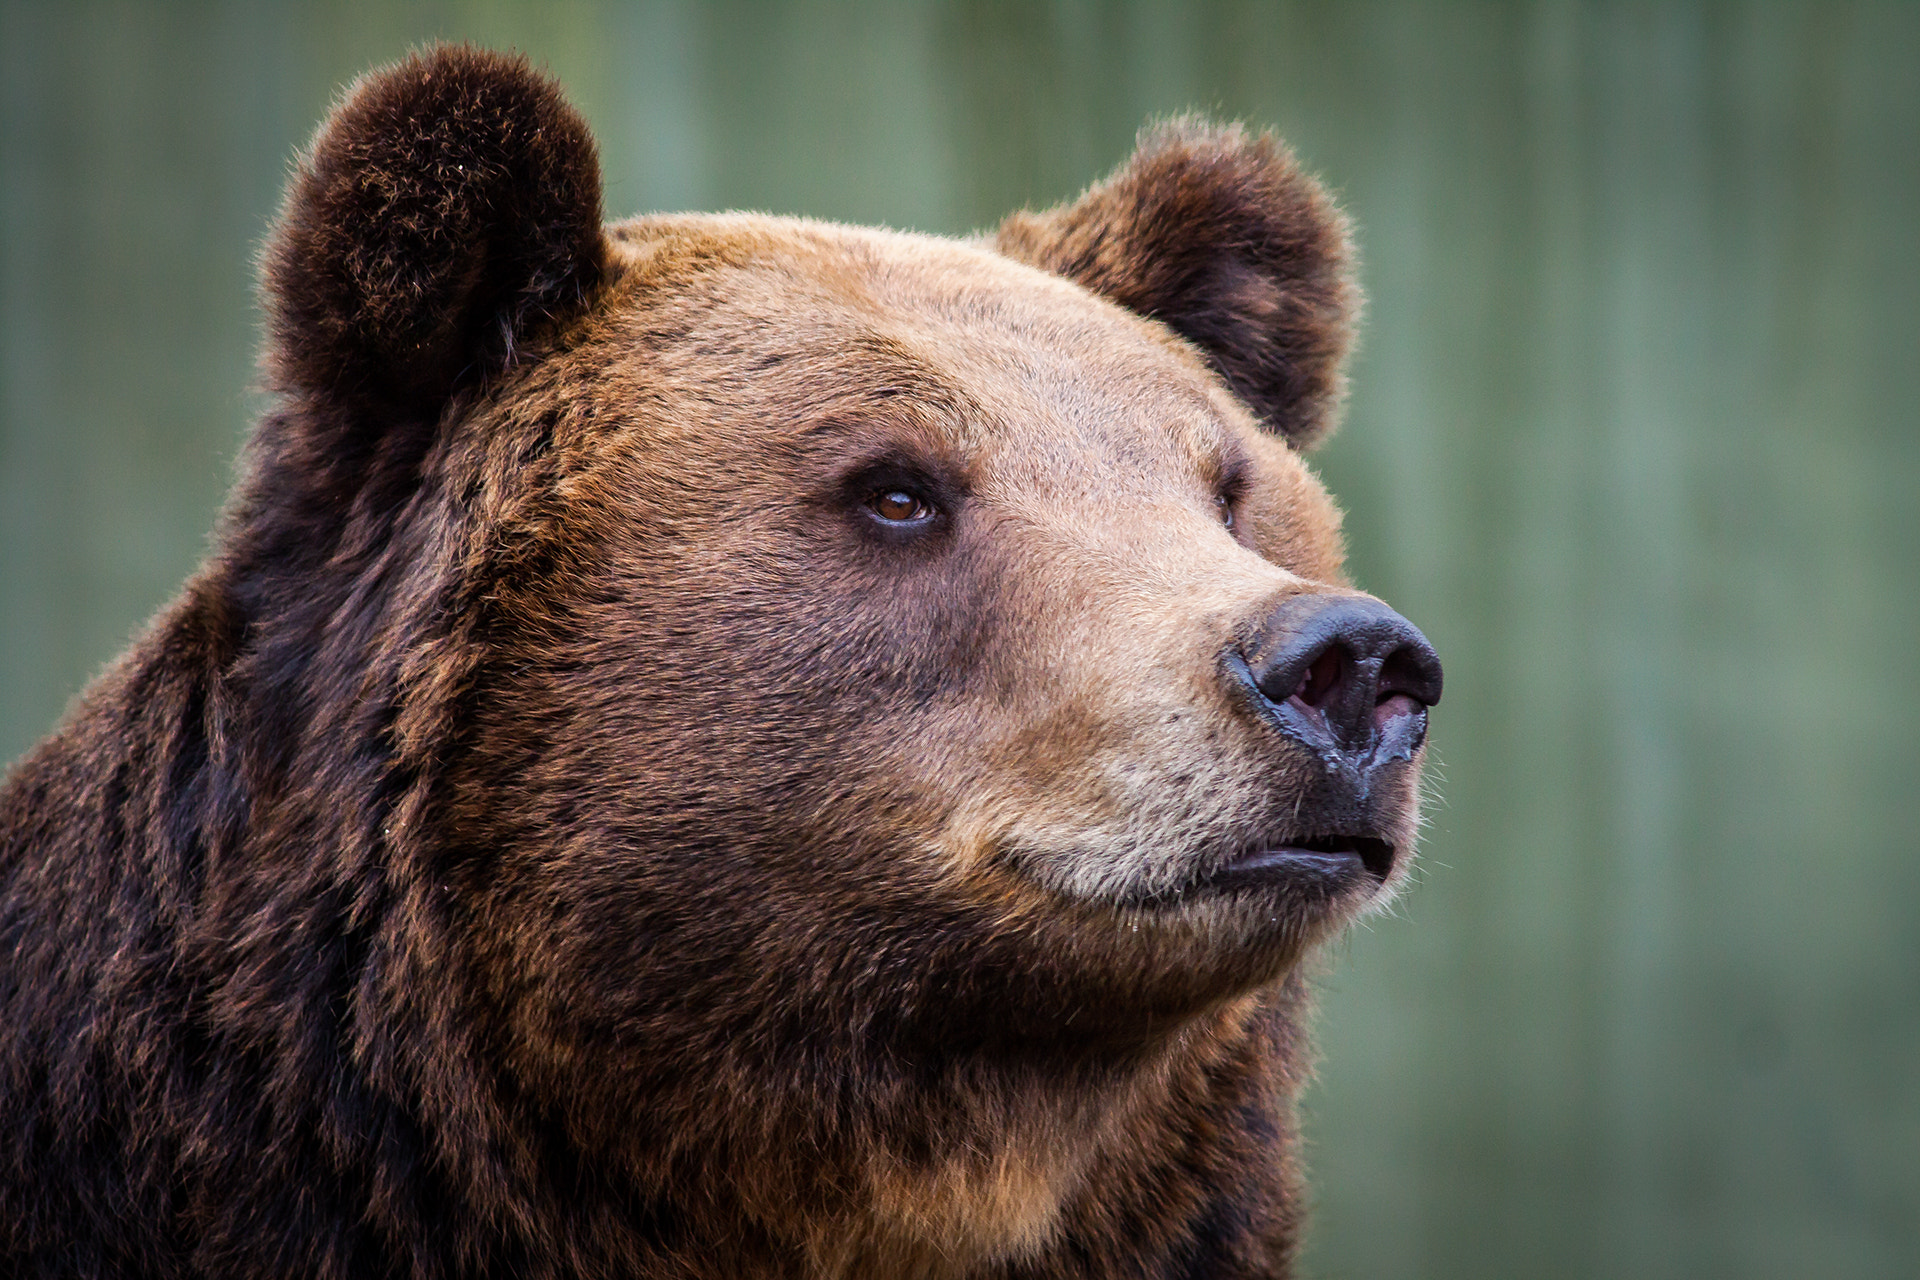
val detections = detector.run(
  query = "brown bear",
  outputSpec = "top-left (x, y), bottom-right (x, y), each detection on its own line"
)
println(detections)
top-left (0, 45), bottom-right (1440, 1280)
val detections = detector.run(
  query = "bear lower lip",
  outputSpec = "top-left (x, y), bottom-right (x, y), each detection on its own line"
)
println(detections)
top-left (1196, 835), bottom-right (1394, 893)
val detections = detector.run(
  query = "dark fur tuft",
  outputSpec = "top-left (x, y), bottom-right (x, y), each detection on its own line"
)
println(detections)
top-left (263, 44), bottom-right (605, 419)
top-left (997, 117), bottom-right (1358, 449)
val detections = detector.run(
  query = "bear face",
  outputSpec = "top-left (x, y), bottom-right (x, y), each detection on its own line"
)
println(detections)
top-left (451, 215), bottom-right (1422, 1026)
top-left (0, 45), bottom-right (1439, 1280)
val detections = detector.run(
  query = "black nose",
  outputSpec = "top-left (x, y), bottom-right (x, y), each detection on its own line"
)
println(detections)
top-left (1242, 594), bottom-right (1443, 760)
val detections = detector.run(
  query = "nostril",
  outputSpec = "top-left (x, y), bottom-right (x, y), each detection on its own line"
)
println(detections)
top-left (1377, 645), bottom-right (1443, 709)
top-left (1292, 646), bottom-right (1345, 708)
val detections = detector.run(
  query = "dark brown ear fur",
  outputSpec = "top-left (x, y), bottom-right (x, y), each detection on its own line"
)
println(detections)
top-left (263, 44), bottom-right (605, 422)
top-left (996, 117), bottom-right (1357, 449)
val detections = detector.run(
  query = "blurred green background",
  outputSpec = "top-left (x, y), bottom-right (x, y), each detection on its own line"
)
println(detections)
top-left (2, 2), bottom-right (1915, 1276)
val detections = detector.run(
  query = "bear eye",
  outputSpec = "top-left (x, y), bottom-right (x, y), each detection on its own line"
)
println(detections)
top-left (867, 489), bottom-right (936, 525)
top-left (1215, 492), bottom-right (1236, 530)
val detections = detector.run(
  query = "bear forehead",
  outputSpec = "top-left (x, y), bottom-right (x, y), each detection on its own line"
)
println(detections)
top-left (595, 212), bottom-right (1264, 481)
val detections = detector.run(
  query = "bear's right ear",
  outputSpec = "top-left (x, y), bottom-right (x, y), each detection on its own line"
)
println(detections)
top-left (996, 118), bottom-right (1357, 450)
top-left (262, 45), bottom-right (605, 421)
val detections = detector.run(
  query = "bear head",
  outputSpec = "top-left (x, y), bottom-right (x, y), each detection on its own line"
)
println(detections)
top-left (213, 43), bottom-right (1441, 1272)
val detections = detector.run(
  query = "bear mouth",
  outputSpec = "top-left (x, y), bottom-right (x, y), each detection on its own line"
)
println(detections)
top-left (1185, 833), bottom-right (1395, 896)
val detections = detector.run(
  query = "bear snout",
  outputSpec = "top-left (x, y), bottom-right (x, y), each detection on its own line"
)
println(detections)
top-left (1231, 593), bottom-right (1443, 773)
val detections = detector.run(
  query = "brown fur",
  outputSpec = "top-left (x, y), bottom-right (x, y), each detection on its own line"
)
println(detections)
top-left (0, 46), bottom-right (1435, 1279)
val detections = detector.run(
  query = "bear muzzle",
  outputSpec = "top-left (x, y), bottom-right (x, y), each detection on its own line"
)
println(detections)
top-left (1188, 593), bottom-right (1443, 895)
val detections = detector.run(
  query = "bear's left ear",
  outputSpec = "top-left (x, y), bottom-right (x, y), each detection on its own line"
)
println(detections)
top-left (262, 44), bottom-right (605, 421)
top-left (996, 118), bottom-right (1357, 450)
